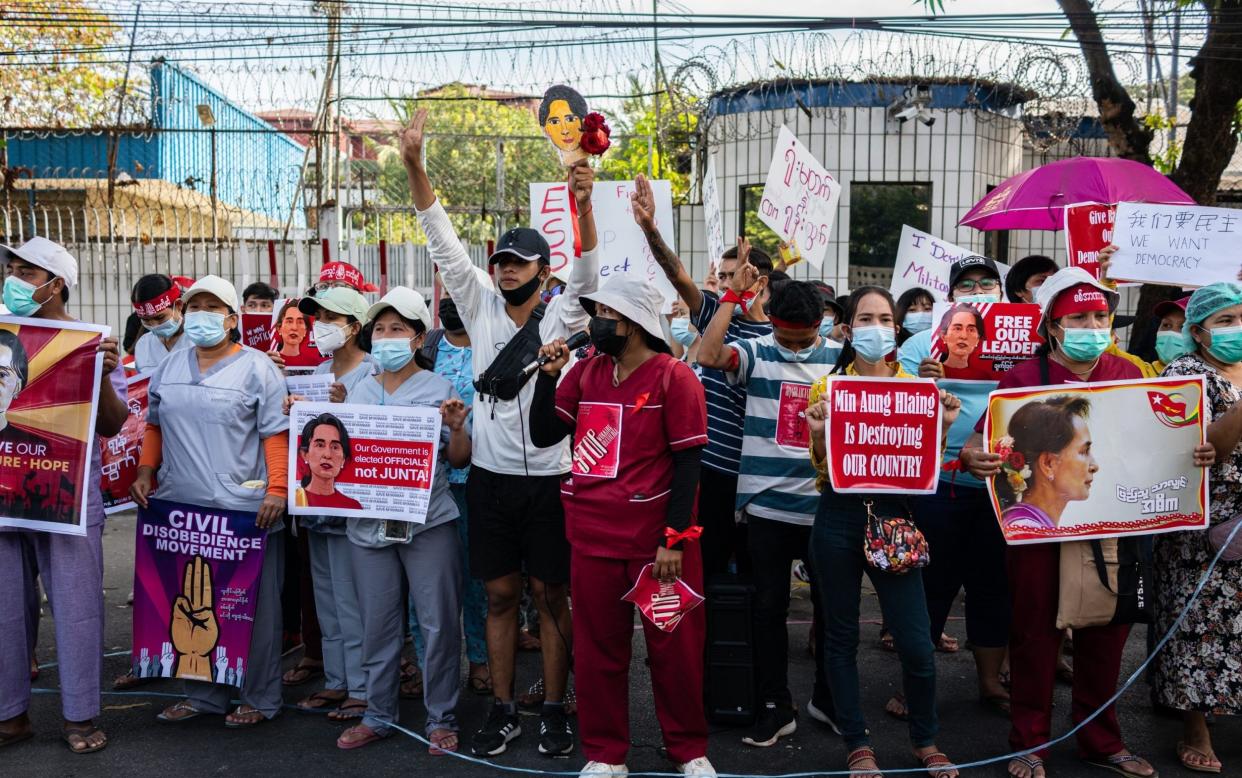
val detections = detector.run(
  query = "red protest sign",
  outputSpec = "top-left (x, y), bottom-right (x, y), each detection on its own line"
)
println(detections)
top-left (826, 376), bottom-right (941, 494)
top-left (929, 302), bottom-right (1043, 379)
top-left (241, 313), bottom-right (272, 351)
top-left (1064, 202), bottom-right (1115, 279)
top-left (100, 374), bottom-right (149, 514)
top-left (572, 402), bottom-right (623, 478)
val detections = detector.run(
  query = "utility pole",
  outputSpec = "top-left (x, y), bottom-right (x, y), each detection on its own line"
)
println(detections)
top-left (1168, 4), bottom-right (1181, 149)
top-left (329, 0), bottom-right (344, 257)
top-left (652, 0), bottom-right (661, 179)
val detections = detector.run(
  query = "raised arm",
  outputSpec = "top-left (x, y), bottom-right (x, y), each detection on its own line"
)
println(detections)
top-left (632, 173), bottom-right (702, 315)
top-left (551, 163), bottom-right (601, 335)
top-left (697, 246), bottom-right (758, 369)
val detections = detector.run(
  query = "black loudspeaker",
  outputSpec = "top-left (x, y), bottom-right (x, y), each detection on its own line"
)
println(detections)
top-left (703, 574), bottom-right (755, 725)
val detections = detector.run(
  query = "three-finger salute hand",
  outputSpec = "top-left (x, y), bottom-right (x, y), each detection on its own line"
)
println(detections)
top-left (400, 108), bottom-right (428, 170)
top-left (630, 174), bottom-right (656, 228)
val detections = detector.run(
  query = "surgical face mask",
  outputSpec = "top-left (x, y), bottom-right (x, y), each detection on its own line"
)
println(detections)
top-left (313, 320), bottom-right (351, 356)
top-left (776, 340), bottom-right (819, 363)
top-left (3, 276), bottom-right (53, 317)
top-left (818, 315), bottom-right (835, 338)
top-left (1057, 327), bottom-right (1111, 362)
top-left (183, 311), bottom-right (229, 348)
top-left (371, 337), bottom-right (416, 372)
top-left (144, 317), bottom-right (182, 340)
top-left (1155, 330), bottom-right (1189, 365)
top-left (1204, 324), bottom-right (1242, 364)
top-left (670, 317), bottom-right (696, 348)
top-left (956, 294), bottom-right (1001, 305)
top-left (851, 325), bottom-right (896, 363)
top-left (903, 311), bottom-right (933, 334)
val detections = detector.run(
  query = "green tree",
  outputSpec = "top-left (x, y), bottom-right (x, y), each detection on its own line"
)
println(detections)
top-left (600, 78), bottom-right (697, 203)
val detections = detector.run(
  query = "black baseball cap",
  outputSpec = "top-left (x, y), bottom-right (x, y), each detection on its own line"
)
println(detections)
top-left (488, 228), bottom-right (551, 266)
top-left (948, 255), bottom-right (1002, 291)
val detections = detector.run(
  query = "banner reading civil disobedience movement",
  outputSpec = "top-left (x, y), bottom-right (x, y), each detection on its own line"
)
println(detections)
top-left (0, 315), bottom-right (107, 536)
top-left (132, 498), bottom-right (267, 686)
top-left (983, 376), bottom-right (1209, 545)
top-left (288, 401), bottom-right (441, 523)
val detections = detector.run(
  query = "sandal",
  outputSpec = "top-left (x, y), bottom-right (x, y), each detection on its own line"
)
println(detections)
top-left (429, 727), bottom-right (459, 755)
top-left (327, 700), bottom-right (367, 722)
top-left (62, 723), bottom-right (107, 754)
top-left (157, 700), bottom-right (205, 723)
top-left (879, 631), bottom-right (896, 652)
top-left (518, 628), bottom-right (542, 651)
top-left (467, 671), bottom-right (493, 696)
top-left (0, 724), bottom-right (34, 749)
top-left (338, 723), bottom-right (384, 750)
top-left (400, 657), bottom-right (419, 683)
top-left (113, 670), bottom-right (145, 690)
top-left (1177, 742), bottom-right (1222, 774)
top-left (917, 750), bottom-right (958, 778)
top-left (1008, 755), bottom-right (1045, 778)
top-left (936, 633), bottom-right (960, 653)
top-left (1084, 752), bottom-right (1158, 778)
top-left (399, 672), bottom-right (423, 699)
top-left (884, 693), bottom-right (909, 721)
top-left (847, 746), bottom-right (883, 778)
top-left (224, 705), bottom-right (268, 729)
top-left (282, 660), bottom-right (323, 687)
top-left (296, 690), bottom-right (346, 712)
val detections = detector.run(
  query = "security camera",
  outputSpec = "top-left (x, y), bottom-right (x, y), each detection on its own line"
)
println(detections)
top-left (916, 107), bottom-right (936, 127)
top-left (889, 102), bottom-right (918, 123)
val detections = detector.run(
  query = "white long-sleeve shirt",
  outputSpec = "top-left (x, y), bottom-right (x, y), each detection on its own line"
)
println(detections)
top-left (417, 199), bottom-right (599, 476)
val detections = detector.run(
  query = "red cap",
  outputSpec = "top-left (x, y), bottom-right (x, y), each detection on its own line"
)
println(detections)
top-left (1153, 296), bottom-right (1191, 321)
top-left (318, 261), bottom-right (378, 293)
top-left (1049, 283), bottom-right (1111, 320)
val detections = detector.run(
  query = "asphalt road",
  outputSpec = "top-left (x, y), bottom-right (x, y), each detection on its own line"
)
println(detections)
top-left (8, 513), bottom-right (1237, 777)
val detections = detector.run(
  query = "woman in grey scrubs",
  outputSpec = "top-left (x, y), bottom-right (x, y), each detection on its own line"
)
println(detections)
top-left (287, 287), bottom-right (375, 721)
top-left (335, 287), bottom-right (470, 753)
top-left (129, 275), bottom-right (291, 728)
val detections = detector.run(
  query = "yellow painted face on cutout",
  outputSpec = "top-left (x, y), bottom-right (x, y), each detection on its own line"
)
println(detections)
top-left (543, 99), bottom-right (582, 152)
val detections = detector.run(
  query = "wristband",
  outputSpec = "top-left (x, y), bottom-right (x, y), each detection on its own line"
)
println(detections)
top-left (720, 289), bottom-right (755, 314)
top-left (665, 525), bottom-right (704, 548)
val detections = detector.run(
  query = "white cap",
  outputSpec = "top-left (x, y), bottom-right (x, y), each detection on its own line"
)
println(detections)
top-left (581, 276), bottom-right (666, 343)
top-left (2, 237), bottom-right (78, 289)
top-left (183, 274), bottom-right (240, 312)
top-left (1033, 266), bottom-right (1119, 338)
top-left (366, 286), bottom-right (432, 332)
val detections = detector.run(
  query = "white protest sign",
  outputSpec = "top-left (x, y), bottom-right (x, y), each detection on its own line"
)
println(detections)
top-left (530, 179), bottom-right (678, 311)
top-left (756, 125), bottom-right (841, 268)
top-left (702, 153), bottom-right (726, 271)
top-left (1109, 202), bottom-right (1241, 287)
top-left (285, 373), bottom-right (333, 403)
top-left (890, 225), bottom-right (974, 300)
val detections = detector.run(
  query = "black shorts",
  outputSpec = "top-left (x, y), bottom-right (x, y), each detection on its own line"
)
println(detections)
top-left (466, 466), bottom-right (570, 584)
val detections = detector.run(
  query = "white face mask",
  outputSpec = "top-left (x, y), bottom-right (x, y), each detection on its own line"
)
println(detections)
top-left (313, 320), bottom-right (351, 356)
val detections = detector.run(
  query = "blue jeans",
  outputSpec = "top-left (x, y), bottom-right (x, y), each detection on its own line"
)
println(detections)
top-left (810, 489), bottom-right (938, 751)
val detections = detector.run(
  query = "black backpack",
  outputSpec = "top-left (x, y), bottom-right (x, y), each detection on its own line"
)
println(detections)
top-left (473, 303), bottom-right (546, 402)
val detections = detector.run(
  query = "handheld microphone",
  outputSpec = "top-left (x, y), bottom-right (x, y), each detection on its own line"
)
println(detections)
top-left (521, 331), bottom-right (591, 378)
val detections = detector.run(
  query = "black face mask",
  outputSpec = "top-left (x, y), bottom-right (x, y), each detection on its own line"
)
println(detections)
top-left (589, 317), bottom-right (629, 357)
top-left (499, 272), bottom-right (544, 307)
top-left (439, 298), bottom-right (464, 332)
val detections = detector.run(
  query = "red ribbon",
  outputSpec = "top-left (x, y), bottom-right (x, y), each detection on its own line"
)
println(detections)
top-left (720, 289), bottom-right (755, 314)
top-left (665, 525), bottom-right (704, 548)
top-left (768, 315), bottom-right (818, 331)
top-left (132, 285), bottom-right (181, 317)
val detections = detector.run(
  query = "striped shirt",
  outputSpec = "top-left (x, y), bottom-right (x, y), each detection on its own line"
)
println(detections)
top-left (692, 292), bottom-right (772, 475)
top-left (730, 334), bottom-right (842, 526)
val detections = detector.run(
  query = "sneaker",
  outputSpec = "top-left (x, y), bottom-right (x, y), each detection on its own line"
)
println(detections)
top-left (806, 698), bottom-right (842, 735)
top-left (741, 702), bottom-right (796, 747)
top-left (537, 705), bottom-right (575, 756)
top-left (580, 761), bottom-right (628, 777)
top-left (677, 756), bottom-right (718, 777)
top-left (470, 703), bottom-right (522, 756)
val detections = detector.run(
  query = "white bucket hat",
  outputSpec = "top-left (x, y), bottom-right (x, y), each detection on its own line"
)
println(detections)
top-left (581, 276), bottom-right (667, 344)
top-left (366, 286), bottom-right (432, 332)
top-left (1033, 266), bottom-right (1119, 338)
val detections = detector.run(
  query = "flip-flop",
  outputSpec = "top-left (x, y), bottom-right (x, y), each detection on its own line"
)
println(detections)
top-left (157, 700), bottom-right (205, 723)
top-left (1008, 755), bottom-right (1045, 778)
top-left (429, 727), bottom-right (459, 756)
top-left (1083, 753), bottom-right (1159, 778)
top-left (223, 705), bottom-right (269, 729)
top-left (327, 700), bottom-right (368, 722)
top-left (1177, 742), bottom-right (1222, 774)
top-left (467, 673), bottom-right (493, 696)
top-left (399, 675), bottom-right (423, 699)
top-left (281, 662), bottom-right (323, 687)
top-left (337, 724), bottom-right (384, 750)
top-left (63, 724), bottom-right (108, 754)
top-left (884, 693), bottom-right (909, 721)
top-left (0, 728), bottom-right (34, 749)
top-left (296, 690), bottom-right (346, 712)
top-left (936, 634), bottom-right (960, 653)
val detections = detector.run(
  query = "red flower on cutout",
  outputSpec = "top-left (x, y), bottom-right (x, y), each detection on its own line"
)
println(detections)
top-left (580, 112), bottom-right (612, 155)
top-left (1007, 451), bottom-right (1026, 469)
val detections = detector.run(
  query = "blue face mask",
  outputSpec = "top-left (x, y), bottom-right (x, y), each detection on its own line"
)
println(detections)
top-left (956, 293), bottom-right (1001, 305)
top-left (670, 318), bottom-right (696, 348)
top-left (818, 315), bottom-right (835, 338)
top-left (371, 337), bottom-right (415, 372)
top-left (851, 325), bottom-right (896, 363)
top-left (144, 316), bottom-right (182, 340)
top-left (3, 276), bottom-right (52, 317)
top-left (183, 311), bottom-right (229, 347)
top-left (1155, 330), bottom-right (1189, 365)
top-left (1204, 324), bottom-right (1242, 364)
top-left (1058, 327), bottom-right (1111, 362)
top-left (903, 311), bottom-right (933, 334)
top-left (775, 339), bottom-right (819, 363)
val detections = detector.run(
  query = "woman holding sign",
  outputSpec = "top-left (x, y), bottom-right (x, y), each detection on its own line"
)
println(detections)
top-left (131, 274), bottom-right (190, 374)
top-left (960, 268), bottom-right (1213, 778)
top-left (337, 287), bottom-right (471, 754)
top-left (804, 286), bottom-right (961, 778)
top-left (129, 275), bottom-right (290, 729)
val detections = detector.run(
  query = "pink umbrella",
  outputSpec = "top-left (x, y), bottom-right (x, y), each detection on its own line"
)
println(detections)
top-left (959, 157), bottom-right (1195, 231)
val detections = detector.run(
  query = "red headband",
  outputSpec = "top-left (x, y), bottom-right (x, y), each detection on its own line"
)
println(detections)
top-left (319, 261), bottom-right (367, 291)
top-left (1050, 283), bottom-right (1109, 320)
top-left (133, 285), bottom-right (181, 317)
top-left (768, 315), bottom-right (819, 331)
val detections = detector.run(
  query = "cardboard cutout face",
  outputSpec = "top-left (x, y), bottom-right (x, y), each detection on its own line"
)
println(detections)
top-left (540, 86), bottom-right (590, 167)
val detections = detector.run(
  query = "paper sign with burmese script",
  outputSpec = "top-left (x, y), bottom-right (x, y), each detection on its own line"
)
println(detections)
top-left (928, 302), bottom-right (1043, 379)
top-left (1109, 202), bottom-right (1242, 287)
top-left (826, 376), bottom-right (941, 494)
top-left (101, 373), bottom-right (150, 514)
top-left (756, 125), bottom-right (841, 269)
top-left (288, 401), bottom-right (441, 523)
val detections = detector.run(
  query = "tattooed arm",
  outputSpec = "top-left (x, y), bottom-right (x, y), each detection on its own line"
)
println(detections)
top-left (631, 174), bottom-right (703, 316)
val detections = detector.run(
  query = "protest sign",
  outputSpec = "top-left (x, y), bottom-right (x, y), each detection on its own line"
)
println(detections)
top-left (889, 225), bottom-right (1006, 300)
top-left (285, 373), bottom-right (333, 403)
top-left (928, 302), bottom-right (1043, 379)
top-left (702, 153), bottom-right (726, 271)
top-left (101, 373), bottom-right (150, 514)
top-left (132, 498), bottom-right (267, 685)
top-left (621, 563), bottom-right (705, 633)
top-left (0, 316), bottom-right (106, 535)
top-left (756, 125), bottom-right (841, 269)
top-left (241, 313), bottom-right (272, 350)
top-left (1109, 202), bottom-right (1242, 287)
top-left (824, 376), bottom-right (941, 494)
top-left (288, 401), bottom-right (441, 522)
top-left (1064, 202), bottom-right (1115, 279)
top-left (271, 298), bottom-right (325, 368)
top-left (529, 179), bottom-right (678, 310)
top-left (983, 376), bottom-right (1209, 544)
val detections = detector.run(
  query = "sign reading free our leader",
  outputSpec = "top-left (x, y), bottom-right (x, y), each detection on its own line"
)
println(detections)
top-left (824, 376), bottom-right (942, 495)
